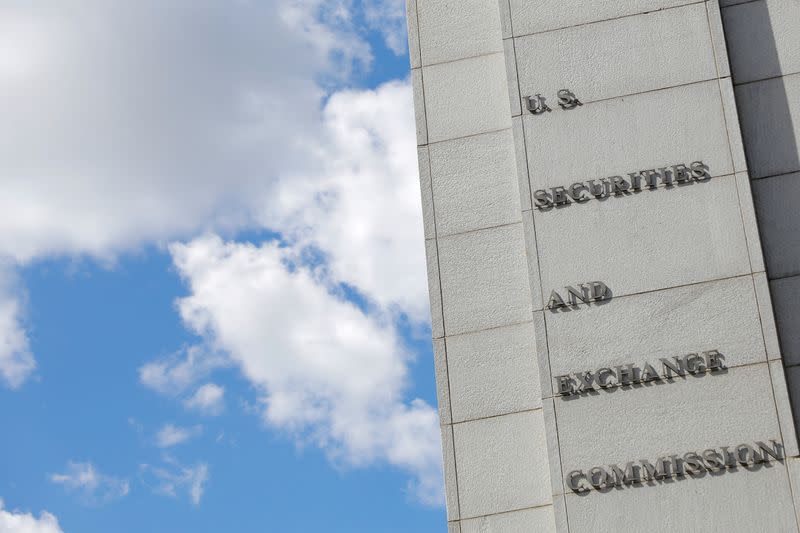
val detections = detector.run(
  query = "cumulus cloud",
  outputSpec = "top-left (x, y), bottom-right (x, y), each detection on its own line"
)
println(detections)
top-left (0, 0), bottom-right (379, 264)
top-left (264, 80), bottom-right (428, 321)
top-left (0, 500), bottom-right (63, 533)
top-left (362, 0), bottom-right (408, 55)
top-left (137, 77), bottom-right (439, 502)
top-left (184, 384), bottom-right (225, 416)
top-left (138, 346), bottom-right (226, 396)
top-left (140, 457), bottom-right (209, 506)
top-left (0, 268), bottom-right (34, 389)
top-left (50, 461), bottom-right (129, 505)
top-left (0, 0), bottom-right (425, 390)
top-left (4, 0), bottom-right (441, 505)
top-left (164, 235), bottom-right (441, 503)
top-left (1, 0), bottom-right (357, 389)
top-left (155, 424), bottom-right (203, 448)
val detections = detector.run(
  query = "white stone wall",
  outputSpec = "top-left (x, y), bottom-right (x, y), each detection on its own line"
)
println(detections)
top-left (408, 0), bottom-right (556, 530)
top-left (408, 1), bottom-right (800, 530)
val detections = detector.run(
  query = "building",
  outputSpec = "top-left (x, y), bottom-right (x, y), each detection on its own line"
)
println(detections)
top-left (406, 0), bottom-right (800, 530)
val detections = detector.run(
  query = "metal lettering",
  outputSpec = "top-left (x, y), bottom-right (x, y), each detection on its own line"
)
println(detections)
top-left (587, 179), bottom-right (608, 198)
top-left (567, 470), bottom-right (589, 493)
top-left (640, 362), bottom-right (661, 382)
top-left (661, 356), bottom-right (686, 378)
top-left (672, 163), bottom-right (692, 183)
top-left (556, 375), bottom-right (575, 396)
top-left (639, 460), bottom-right (657, 481)
top-left (547, 283), bottom-right (611, 310)
top-left (623, 462), bottom-right (641, 484)
top-left (655, 457), bottom-right (674, 478)
top-left (568, 182), bottom-right (590, 202)
top-left (615, 364), bottom-right (636, 386)
top-left (596, 368), bottom-right (615, 388)
top-left (756, 440), bottom-right (784, 462)
top-left (704, 350), bottom-right (726, 371)
top-left (590, 281), bottom-right (609, 300)
top-left (537, 160), bottom-right (712, 210)
top-left (703, 449), bottom-right (724, 470)
top-left (589, 467), bottom-right (608, 488)
top-left (609, 464), bottom-right (627, 487)
top-left (659, 167), bottom-right (674, 187)
top-left (575, 371), bottom-right (595, 392)
top-left (720, 446), bottom-right (738, 468)
top-left (533, 189), bottom-right (553, 208)
top-left (639, 458), bottom-right (674, 480)
top-left (566, 285), bottom-right (590, 305)
top-left (641, 169), bottom-right (662, 189)
top-left (629, 172), bottom-right (645, 191)
top-left (551, 186), bottom-right (571, 206)
top-left (570, 441), bottom-right (782, 492)
top-left (691, 160), bottom-right (711, 181)
top-left (736, 444), bottom-right (758, 465)
top-left (557, 89), bottom-right (582, 110)
top-left (547, 290), bottom-right (567, 309)
top-left (682, 452), bottom-right (706, 476)
top-left (561, 348), bottom-right (722, 399)
top-left (684, 353), bottom-right (706, 374)
top-left (670, 455), bottom-right (685, 477)
top-left (609, 176), bottom-right (630, 196)
top-left (524, 94), bottom-right (551, 115)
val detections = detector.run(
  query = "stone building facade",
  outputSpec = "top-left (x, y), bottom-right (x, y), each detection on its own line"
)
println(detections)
top-left (406, 0), bottom-right (800, 530)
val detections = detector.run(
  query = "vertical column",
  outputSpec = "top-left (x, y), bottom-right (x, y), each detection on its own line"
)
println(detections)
top-left (506, 0), bottom-right (799, 530)
top-left (722, 0), bottom-right (800, 522)
top-left (407, 1), bottom-right (556, 531)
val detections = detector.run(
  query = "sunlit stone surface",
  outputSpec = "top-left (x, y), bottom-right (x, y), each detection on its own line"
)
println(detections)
top-left (407, 0), bottom-right (800, 530)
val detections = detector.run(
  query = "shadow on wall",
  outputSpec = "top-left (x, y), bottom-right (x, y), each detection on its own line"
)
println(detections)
top-left (727, 0), bottom-right (799, 178)
top-left (722, 0), bottom-right (800, 439)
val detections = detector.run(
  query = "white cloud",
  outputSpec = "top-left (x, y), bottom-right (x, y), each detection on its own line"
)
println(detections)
top-left (0, 0), bottom-right (374, 264)
top-left (0, 500), bottom-right (63, 533)
top-left (264, 80), bottom-right (428, 322)
top-left (0, 0), bottom-right (421, 393)
top-left (140, 457), bottom-right (209, 506)
top-left (4, 0), bottom-right (441, 506)
top-left (50, 461), bottom-right (129, 504)
top-left (164, 235), bottom-right (442, 503)
top-left (362, 0), bottom-right (408, 54)
top-left (184, 384), bottom-right (225, 416)
top-left (0, 268), bottom-right (34, 389)
top-left (155, 424), bottom-right (203, 448)
top-left (139, 346), bottom-right (226, 396)
top-left (138, 77), bottom-right (440, 503)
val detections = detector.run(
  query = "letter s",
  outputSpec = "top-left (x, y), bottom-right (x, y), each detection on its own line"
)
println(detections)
top-left (683, 452), bottom-right (706, 475)
top-left (690, 161), bottom-right (711, 181)
top-left (702, 449), bottom-right (724, 470)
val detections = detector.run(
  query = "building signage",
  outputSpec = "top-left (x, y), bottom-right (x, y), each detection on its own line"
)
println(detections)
top-left (554, 350), bottom-right (726, 396)
top-left (566, 440), bottom-right (784, 493)
top-left (547, 281), bottom-right (609, 309)
top-left (524, 89), bottom-right (582, 114)
top-left (533, 160), bottom-right (711, 209)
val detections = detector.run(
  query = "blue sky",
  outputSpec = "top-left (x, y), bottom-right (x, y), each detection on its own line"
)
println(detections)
top-left (0, 2), bottom-right (444, 531)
